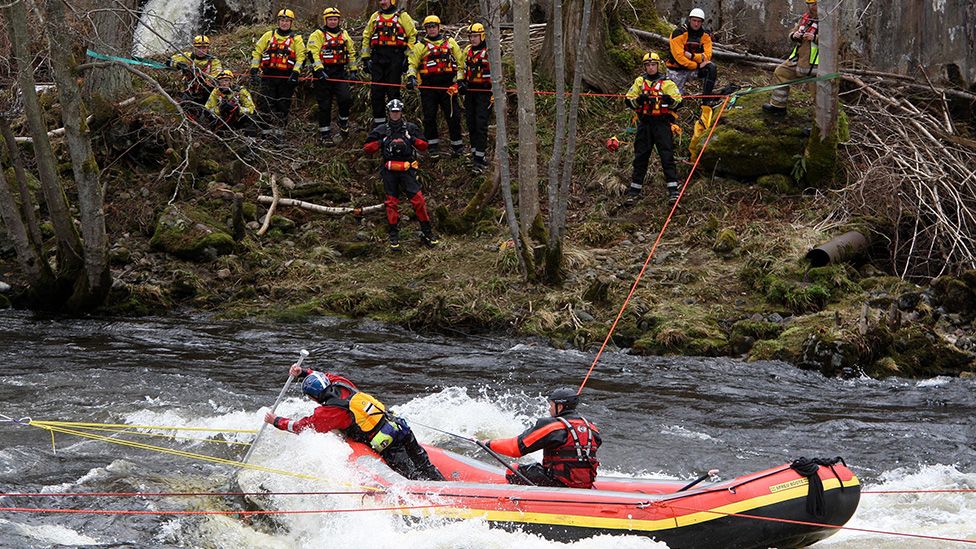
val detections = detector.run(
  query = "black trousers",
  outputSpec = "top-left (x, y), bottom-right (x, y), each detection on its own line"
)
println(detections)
top-left (369, 47), bottom-right (406, 123)
top-left (313, 69), bottom-right (352, 131)
top-left (505, 463), bottom-right (562, 487)
top-left (379, 419), bottom-right (444, 481)
top-left (419, 74), bottom-right (462, 148)
top-left (258, 69), bottom-right (297, 125)
top-left (632, 116), bottom-right (678, 186)
top-left (465, 87), bottom-right (492, 156)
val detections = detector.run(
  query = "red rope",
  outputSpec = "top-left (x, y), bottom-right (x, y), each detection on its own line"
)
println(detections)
top-left (665, 502), bottom-right (976, 545)
top-left (578, 95), bottom-right (732, 393)
top-left (0, 490), bottom-right (379, 498)
top-left (0, 503), bottom-right (450, 516)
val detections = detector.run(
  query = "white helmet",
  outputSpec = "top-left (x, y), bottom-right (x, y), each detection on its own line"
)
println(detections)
top-left (689, 8), bottom-right (705, 20)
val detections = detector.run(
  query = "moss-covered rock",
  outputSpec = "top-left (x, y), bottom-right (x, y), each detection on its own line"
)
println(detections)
top-left (631, 305), bottom-right (729, 356)
top-left (150, 204), bottom-right (236, 261)
top-left (757, 174), bottom-right (794, 194)
top-left (335, 241), bottom-right (372, 258)
top-left (732, 319), bottom-right (784, 341)
top-left (931, 272), bottom-right (976, 317)
top-left (712, 228), bottom-right (738, 257)
top-left (138, 94), bottom-right (179, 115)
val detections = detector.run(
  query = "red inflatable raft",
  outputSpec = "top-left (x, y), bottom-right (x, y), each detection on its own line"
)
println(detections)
top-left (347, 442), bottom-right (861, 548)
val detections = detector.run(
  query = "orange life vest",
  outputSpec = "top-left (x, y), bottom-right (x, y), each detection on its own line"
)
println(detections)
top-left (638, 78), bottom-right (671, 117)
top-left (261, 33), bottom-right (297, 71)
top-left (465, 47), bottom-right (490, 85)
top-left (419, 40), bottom-right (456, 75)
top-left (318, 31), bottom-right (349, 65)
top-left (370, 13), bottom-right (407, 48)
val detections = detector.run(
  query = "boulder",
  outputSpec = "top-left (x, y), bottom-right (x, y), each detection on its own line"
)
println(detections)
top-left (150, 205), bottom-right (235, 261)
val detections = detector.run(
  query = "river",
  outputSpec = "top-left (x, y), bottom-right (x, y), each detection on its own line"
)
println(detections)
top-left (0, 311), bottom-right (973, 547)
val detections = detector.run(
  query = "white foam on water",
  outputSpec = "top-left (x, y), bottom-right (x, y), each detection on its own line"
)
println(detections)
top-left (132, 0), bottom-right (205, 56)
top-left (816, 463), bottom-right (976, 547)
top-left (0, 518), bottom-right (101, 545)
top-left (660, 424), bottom-right (717, 442)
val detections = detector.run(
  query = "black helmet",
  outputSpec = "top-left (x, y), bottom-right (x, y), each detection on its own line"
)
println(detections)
top-left (548, 387), bottom-right (579, 410)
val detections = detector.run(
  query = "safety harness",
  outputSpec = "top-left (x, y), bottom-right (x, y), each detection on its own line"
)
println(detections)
top-left (260, 31), bottom-right (297, 71)
top-left (323, 381), bottom-right (401, 453)
top-left (543, 416), bottom-right (600, 488)
top-left (788, 13), bottom-right (820, 67)
top-left (182, 56), bottom-right (215, 95)
top-left (370, 12), bottom-right (408, 48)
top-left (318, 30), bottom-right (349, 65)
top-left (465, 47), bottom-right (491, 85)
top-left (637, 78), bottom-right (673, 117)
top-left (419, 39), bottom-right (456, 75)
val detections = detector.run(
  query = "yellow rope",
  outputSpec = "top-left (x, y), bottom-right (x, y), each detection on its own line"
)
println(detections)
top-left (30, 420), bottom-right (258, 434)
top-left (31, 424), bottom-right (253, 447)
top-left (26, 421), bottom-right (384, 493)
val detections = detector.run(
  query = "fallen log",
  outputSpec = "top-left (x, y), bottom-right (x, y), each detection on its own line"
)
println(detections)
top-left (14, 97), bottom-right (136, 143)
top-left (257, 195), bottom-right (385, 216)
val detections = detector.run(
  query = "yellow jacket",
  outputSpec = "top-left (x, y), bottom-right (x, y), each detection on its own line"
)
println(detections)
top-left (406, 35), bottom-right (464, 80)
top-left (250, 29), bottom-right (305, 73)
top-left (306, 28), bottom-right (358, 71)
top-left (360, 9), bottom-right (417, 58)
top-left (205, 86), bottom-right (256, 116)
top-left (169, 52), bottom-right (222, 76)
top-left (625, 73), bottom-right (682, 118)
top-left (667, 25), bottom-right (713, 70)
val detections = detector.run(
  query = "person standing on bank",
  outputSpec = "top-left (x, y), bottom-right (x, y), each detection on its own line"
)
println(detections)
top-left (250, 8), bottom-right (306, 139)
top-left (482, 388), bottom-right (601, 489)
top-left (406, 15), bottom-right (465, 159)
top-left (306, 7), bottom-right (359, 145)
top-left (360, 0), bottom-right (418, 129)
top-left (459, 23), bottom-right (492, 174)
top-left (624, 52), bottom-right (683, 205)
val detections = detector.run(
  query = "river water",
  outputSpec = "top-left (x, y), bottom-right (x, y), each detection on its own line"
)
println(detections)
top-left (0, 311), bottom-right (973, 547)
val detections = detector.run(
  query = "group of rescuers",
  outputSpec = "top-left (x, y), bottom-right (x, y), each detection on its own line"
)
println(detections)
top-left (265, 360), bottom-right (602, 488)
top-left (169, 0), bottom-right (819, 245)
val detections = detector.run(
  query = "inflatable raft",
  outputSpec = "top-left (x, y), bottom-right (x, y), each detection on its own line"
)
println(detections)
top-left (346, 442), bottom-right (861, 548)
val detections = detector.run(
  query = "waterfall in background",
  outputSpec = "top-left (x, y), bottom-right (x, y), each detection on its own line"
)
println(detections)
top-left (132, 0), bottom-right (206, 56)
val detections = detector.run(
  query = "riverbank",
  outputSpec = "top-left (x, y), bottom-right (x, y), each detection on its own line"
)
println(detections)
top-left (0, 26), bottom-right (973, 379)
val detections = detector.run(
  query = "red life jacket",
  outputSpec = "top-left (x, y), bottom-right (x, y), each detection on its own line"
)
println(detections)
top-left (370, 12), bottom-right (407, 48)
top-left (637, 78), bottom-right (671, 117)
top-left (318, 30), bottom-right (349, 65)
top-left (184, 57), bottom-right (215, 95)
top-left (465, 47), bottom-right (490, 85)
top-left (541, 416), bottom-right (600, 488)
top-left (261, 32), bottom-right (297, 71)
top-left (419, 39), bottom-right (456, 75)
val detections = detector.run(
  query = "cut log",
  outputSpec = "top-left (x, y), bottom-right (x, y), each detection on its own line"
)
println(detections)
top-left (257, 195), bottom-right (385, 216)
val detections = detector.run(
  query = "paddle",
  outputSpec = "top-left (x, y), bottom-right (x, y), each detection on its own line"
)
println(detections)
top-left (678, 468), bottom-right (719, 492)
top-left (241, 349), bottom-right (309, 465)
top-left (409, 420), bottom-right (536, 486)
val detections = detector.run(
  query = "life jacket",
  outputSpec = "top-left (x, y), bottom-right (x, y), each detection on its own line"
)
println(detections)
top-left (465, 46), bottom-right (491, 85)
top-left (183, 55), bottom-right (216, 95)
top-left (370, 12), bottom-right (407, 48)
top-left (541, 416), bottom-right (600, 489)
top-left (637, 77), bottom-right (672, 117)
top-left (419, 39), bottom-right (456, 75)
top-left (323, 381), bottom-right (397, 451)
top-left (261, 31), bottom-right (297, 71)
top-left (788, 13), bottom-right (820, 66)
top-left (318, 30), bottom-right (349, 65)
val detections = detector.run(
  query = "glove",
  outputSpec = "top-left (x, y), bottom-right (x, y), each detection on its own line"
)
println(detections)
top-left (660, 96), bottom-right (673, 109)
top-left (636, 94), bottom-right (649, 105)
top-left (288, 72), bottom-right (299, 85)
top-left (349, 70), bottom-right (361, 81)
top-left (606, 136), bottom-right (620, 153)
top-left (362, 57), bottom-right (372, 73)
top-left (314, 69), bottom-right (327, 81)
top-left (456, 79), bottom-right (468, 95)
top-left (406, 75), bottom-right (417, 91)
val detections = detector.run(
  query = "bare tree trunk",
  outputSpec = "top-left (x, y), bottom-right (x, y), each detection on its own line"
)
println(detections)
top-left (5, 0), bottom-right (85, 285)
top-left (513, 0), bottom-right (540, 236)
top-left (545, 0), bottom-right (567, 262)
top-left (555, 0), bottom-right (591, 239)
top-left (481, 0), bottom-right (528, 278)
top-left (83, 0), bottom-right (138, 101)
top-left (538, 0), bottom-right (628, 93)
top-left (46, 0), bottom-right (111, 308)
top-left (815, 0), bottom-right (840, 139)
top-left (0, 118), bottom-right (43, 245)
top-left (0, 157), bottom-right (54, 292)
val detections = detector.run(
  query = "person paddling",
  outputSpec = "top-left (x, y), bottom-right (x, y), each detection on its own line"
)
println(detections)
top-left (482, 388), bottom-right (601, 488)
top-left (265, 362), bottom-right (444, 482)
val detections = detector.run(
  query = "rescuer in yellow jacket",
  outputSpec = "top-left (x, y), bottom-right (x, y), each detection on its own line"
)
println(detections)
top-left (666, 8), bottom-right (718, 104)
top-left (167, 35), bottom-right (223, 114)
top-left (360, 0), bottom-right (417, 127)
top-left (249, 8), bottom-right (306, 137)
top-left (406, 15), bottom-right (465, 158)
top-left (306, 7), bottom-right (358, 144)
top-left (763, 0), bottom-right (819, 115)
top-left (204, 70), bottom-right (259, 136)
top-left (460, 23), bottom-right (491, 173)
top-left (624, 52), bottom-right (683, 205)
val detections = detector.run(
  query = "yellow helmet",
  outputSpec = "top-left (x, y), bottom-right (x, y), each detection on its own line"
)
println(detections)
top-left (216, 69), bottom-right (234, 79)
top-left (192, 35), bottom-right (210, 47)
top-left (468, 23), bottom-right (486, 40)
top-left (422, 15), bottom-right (441, 26)
top-left (322, 7), bottom-right (341, 20)
top-left (805, 0), bottom-right (817, 3)
top-left (642, 52), bottom-right (662, 63)
top-left (277, 8), bottom-right (295, 19)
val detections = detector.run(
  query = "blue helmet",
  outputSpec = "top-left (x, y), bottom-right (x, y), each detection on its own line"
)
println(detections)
top-left (302, 372), bottom-right (331, 402)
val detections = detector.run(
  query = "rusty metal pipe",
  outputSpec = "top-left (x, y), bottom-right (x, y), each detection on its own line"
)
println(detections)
top-left (806, 231), bottom-right (869, 267)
